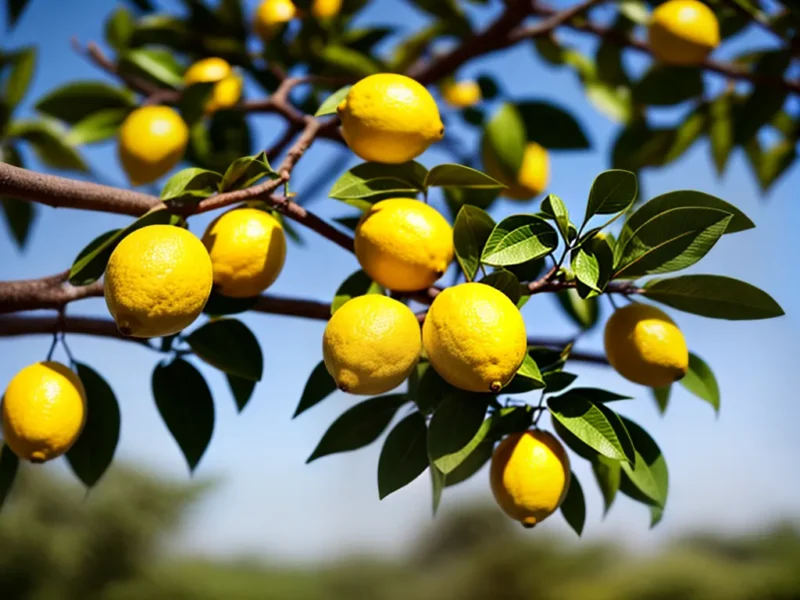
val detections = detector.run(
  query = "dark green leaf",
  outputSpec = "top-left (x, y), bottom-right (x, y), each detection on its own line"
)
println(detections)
top-left (6, 0), bottom-right (31, 28)
top-left (619, 417), bottom-right (668, 509)
top-left (643, 275), bottom-right (784, 320)
top-left (453, 204), bottom-right (495, 281)
top-left (188, 111), bottom-right (253, 173)
top-left (560, 472), bottom-right (585, 535)
top-left (481, 214), bottom-right (558, 266)
top-left (334, 215), bottom-right (362, 231)
top-left (187, 318), bottom-right (263, 381)
top-left (220, 151), bottom-right (276, 191)
top-left (652, 385), bottom-right (671, 414)
top-left (202, 290), bottom-right (258, 316)
top-left (119, 47), bottom-right (184, 88)
top-left (679, 353), bottom-right (719, 413)
top-left (227, 374), bottom-right (256, 413)
top-left (708, 93), bottom-right (734, 175)
top-left (331, 269), bottom-right (385, 314)
top-left (425, 164), bottom-right (504, 190)
top-left (1, 196), bottom-right (35, 249)
top-left (378, 412), bottom-right (429, 499)
top-left (479, 270), bottom-right (521, 305)
top-left (543, 371), bottom-right (578, 393)
top-left (160, 167), bottom-right (222, 204)
top-left (558, 387), bottom-right (631, 403)
top-left (66, 363), bottom-right (121, 488)
top-left (541, 194), bottom-right (570, 241)
top-left (66, 108), bottom-right (130, 146)
top-left (556, 288), bottom-right (599, 330)
top-left (294, 361), bottom-right (337, 417)
top-left (483, 103), bottom-right (526, 180)
top-left (389, 23), bottom-right (448, 73)
top-left (592, 455), bottom-right (621, 515)
top-left (0, 444), bottom-right (19, 511)
top-left (632, 66), bottom-right (704, 106)
top-left (319, 44), bottom-right (381, 77)
top-left (734, 51), bottom-right (790, 144)
top-left (315, 85), bottom-right (351, 117)
top-left (408, 361), bottom-right (451, 415)
top-left (35, 81), bottom-right (135, 124)
top-left (8, 119), bottom-right (87, 172)
top-left (178, 82), bottom-right (215, 125)
top-left (503, 353), bottom-right (546, 394)
top-left (3, 47), bottom-right (36, 108)
top-left (476, 74), bottom-right (499, 99)
top-left (430, 462), bottom-right (445, 515)
top-left (517, 101), bottom-right (590, 149)
top-left (584, 169), bottom-right (637, 222)
top-left (307, 394), bottom-right (408, 462)
top-left (152, 358), bottom-right (215, 472)
top-left (329, 161), bottom-right (427, 208)
top-left (428, 392), bottom-right (490, 474)
top-left (444, 440), bottom-right (492, 487)
top-left (105, 6), bottom-right (135, 51)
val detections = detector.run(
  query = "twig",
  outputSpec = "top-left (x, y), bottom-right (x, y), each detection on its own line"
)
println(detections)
top-left (0, 314), bottom-right (151, 345)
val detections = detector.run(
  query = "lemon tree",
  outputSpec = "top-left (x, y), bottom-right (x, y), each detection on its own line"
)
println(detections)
top-left (0, 0), bottom-right (791, 534)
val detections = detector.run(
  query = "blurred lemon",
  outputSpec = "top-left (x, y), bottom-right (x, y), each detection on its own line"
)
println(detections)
top-left (118, 106), bottom-right (188, 186)
top-left (104, 224), bottom-right (213, 338)
top-left (184, 57), bottom-right (243, 112)
top-left (338, 73), bottom-right (444, 164)
top-left (312, 0), bottom-right (342, 19)
top-left (483, 141), bottom-right (550, 201)
top-left (649, 0), bottom-right (720, 65)
top-left (254, 0), bottom-right (297, 39)
top-left (441, 80), bottom-right (482, 108)
top-left (2, 361), bottom-right (86, 463)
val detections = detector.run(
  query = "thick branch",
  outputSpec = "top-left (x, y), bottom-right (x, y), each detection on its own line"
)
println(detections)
top-left (0, 314), bottom-right (149, 344)
top-left (0, 273), bottom-right (104, 314)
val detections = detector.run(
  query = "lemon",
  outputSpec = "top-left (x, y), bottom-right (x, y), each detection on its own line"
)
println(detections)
top-left (118, 106), bottom-right (189, 186)
top-left (104, 224), bottom-right (213, 338)
top-left (202, 207), bottom-right (286, 298)
top-left (183, 57), bottom-right (243, 112)
top-left (254, 0), bottom-right (296, 39)
top-left (354, 199), bottom-right (454, 292)
top-left (338, 73), bottom-right (444, 164)
top-left (649, 0), bottom-right (720, 65)
top-left (312, 0), bottom-right (342, 19)
top-left (490, 430), bottom-right (571, 527)
top-left (441, 80), bottom-right (482, 108)
top-left (323, 295), bottom-right (421, 395)
top-left (483, 141), bottom-right (550, 200)
top-left (604, 303), bottom-right (689, 387)
top-left (422, 282), bottom-right (527, 393)
top-left (2, 362), bottom-right (86, 463)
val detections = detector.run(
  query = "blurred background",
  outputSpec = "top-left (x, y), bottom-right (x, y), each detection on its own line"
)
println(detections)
top-left (1, 0), bottom-right (799, 598)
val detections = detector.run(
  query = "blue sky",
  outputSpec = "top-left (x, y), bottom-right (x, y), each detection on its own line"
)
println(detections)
top-left (1, 0), bottom-right (799, 561)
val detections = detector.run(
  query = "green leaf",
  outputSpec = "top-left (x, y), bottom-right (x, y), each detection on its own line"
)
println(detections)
top-left (559, 387), bottom-right (631, 403)
top-left (679, 353), bottom-right (719, 413)
top-left (0, 444), bottom-right (19, 511)
top-left (187, 319), bottom-right (263, 382)
top-left (560, 473), bottom-right (585, 536)
top-left (479, 270), bottom-right (521, 305)
top-left (548, 394), bottom-right (635, 463)
top-left (35, 81), bottom-right (135, 124)
top-left (427, 392), bottom-right (490, 474)
top-left (543, 371), bottom-right (578, 393)
top-left (319, 44), bottom-right (381, 77)
top-left (315, 85), bottom-right (351, 117)
top-left (152, 358), bottom-right (215, 472)
top-left (556, 288), bottom-right (599, 330)
top-left (1, 196), bottom-right (35, 249)
top-left (188, 111), bottom-right (253, 173)
top-left (227, 374), bottom-right (256, 413)
top-left (119, 47), bottom-right (184, 88)
top-left (294, 361), bottom-right (337, 417)
top-left (3, 47), bottom-right (36, 108)
top-left (503, 353), bottom-right (546, 394)
top-left (481, 214), bottom-right (558, 266)
top-left (178, 82), bottom-right (215, 125)
top-left (8, 119), bottom-right (87, 172)
top-left (430, 462), bottom-right (445, 515)
top-left (105, 6), bottom-right (135, 51)
top-left (584, 169), bottom-right (637, 222)
top-left (753, 139), bottom-right (796, 192)
top-left (160, 167), bottom-right (222, 204)
top-left (408, 361), bottom-right (451, 415)
top-left (329, 161), bottom-right (427, 208)
top-left (307, 394), bottom-right (408, 462)
top-left (632, 66), bottom-right (704, 106)
top-left (68, 209), bottom-right (175, 286)
top-left (483, 103), bottom-right (526, 180)
top-left (541, 194), bottom-right (570, 241)
top-left (424, 164), bottom-right (504, 190)
top-left (652, 385), bottom-right (671, 414)
top-left (444, 440), bottom-right (492, 487)
top-left (643, 275), bottom-right (784, 320)
top-left (66, 108), bottom-right (131, 146)
top-left (592, 455), bottom-right (621, 515)
top-left (378, 412), bottom-right (429, 499)
top-left (572, 247), bottom-right (601, 292)
top-left (619, 417), bottom-right (668, 509)
top-left (66, 363), bottom-right (121, 488)
top-left (585, 80), bottom-right (633, 123)
top-left (389, 23), bottom-right (448, 73)
top-left (220, 151), bottom-right (276, 191)
top-left (331, 269), bottom-right (385, 314)
top-left (202, 290), bottom-right (258, 316)
top-left (708, 93), bottom-right (734, 175)
top-left (517, 101), bottom-right (590, 150)
top-left (453, 204), bottom-right (495, 281)
top-left (6, 0), bottom-right (31, 28)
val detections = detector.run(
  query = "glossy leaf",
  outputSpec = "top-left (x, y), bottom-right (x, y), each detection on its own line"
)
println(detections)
top-left (331, 269), bottom-right (385, 314)
top-left (315, 85), bottom-right (351, 116)
top-left (592, 455), bottom-right (621, 515)
top-left (3, 47), bottom-right (36, 108)
top-left (560, 472), bottom-right (585, 535)
top-left (584, 169), bottom-right (637, 222)
top-left (543, 370), bottom-right (578, 393)
top-left (479, 270), bottom-right (521, 305)
top-left (202, 291), bottom-right (259, 316)
top-left (378, 412), bottom-right (429, 499)
top-left (161, 167), bottom-right (222, 204)
top-left (66, 108), bottom-right (130, 146)
top-left (294, 361), bottom-right (337, 417)
top-left (652, 385), bottom-right (671, 414)
top-left (481, 214), bottom-right (558, 266)
top-left (408, 361), bottom-right (452, 415)
top-left (424, 164), bottom-right (504, 190)
top-left (430, 462), bottom-right (445, 515)
top-left (620, 417), bottom-right (668, 509)
top-left (483, 103), bottom-right (526, 180)
top-left (188, 319), bottom-right (263, 381)
top-left (517, 101), bottom-right (590, 149)
top-left (444, 440), bottom-right (492, 487)
top-left (8, 119), bottom-right (87, 172)
top-left (220, 151), bottom-right (276, 191)
top-left (453, 204), bottom-right (495, 281)
top-left (329, 161), bottom-right (427, 208)
top-left (34, 81), bottom-right (134, 124)
top-left (679, 353), bottom-right (720, 413)
top-left (556, 288), bottom-right (599, 330)
top-left (541, 194), bottom-right (570, 241)
top-left (428, 393), bottom-right (490, 474)
top-left (503, 353), bottom-right (546, 394)
top-left (119, 47), bottom-right (184, 88)
top-left (227, 374), bottom-right (256, 413)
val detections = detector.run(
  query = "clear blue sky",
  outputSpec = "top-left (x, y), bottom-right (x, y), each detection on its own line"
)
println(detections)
top-left (1, 0), bottom-right (798, 562)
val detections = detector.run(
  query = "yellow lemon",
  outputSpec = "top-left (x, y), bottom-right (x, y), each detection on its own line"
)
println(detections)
top-left (323, 295), bottom-right (421, 395)
top-left (118, 106), bottom-right (189, 186)
top-left (254, 0), bottom-right (296, 39)
top-left (104, 224), bottom-right (213, 338)
top-left (183, 57), bottom-right (243, 112)
top-left (202, 207), bottom-right (287, 298)
top-left (312, 0), bottom-right (342, 19)
top-left (649, 0), bottom-right (720, 65)
top-left (422, 282), bottom-right (527, 393)
top-left (604, 303), bottom-right (689, 387)
top-left (483, 141), bottom-right (550, 200)
top-left (354, 198), bottom-right (454, 292)
top-left (490, 430), bottom-right (571, 527)
top-left (338, 73), bottom-right (444, 164)
top-left (2, 362), bottom-right (86, 463)
top-left (441, 80), bottom-right (482, 108)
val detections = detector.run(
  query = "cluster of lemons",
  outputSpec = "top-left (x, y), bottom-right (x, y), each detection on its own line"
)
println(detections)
top-left (1, 0), bottom-right (707, 527)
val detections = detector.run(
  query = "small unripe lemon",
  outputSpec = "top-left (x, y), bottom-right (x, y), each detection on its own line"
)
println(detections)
top-left (104, 225), bottom-right (213, 338)
top-left (184, 57), bottom-right (243, 112)
top-left (422, 283), bottom-right (527, 393)
top-left (490, 430), bottom-right (571, 527)
top-left (604, 303), bottom-right (689, 387)
top-left (254, 0), bottom-right (297, 39)
top-left (649, 0), bottom-right (720, 65)
top-left (202, 207), bottom-right (286, 298)
top-left (483, 141), bottom-right (550, 200)
top-left (118, 106), bottom-right (189, 186)
top-left (354, 198), bottom-right (454, 292)
top-left (312, 0), bottom-right (342, 19)
top-left (2, 361), bottom-right (86, 463)
top-left (441, 80), bottom-right (482, 108)
top-left (323, 295), bottom-right (421, 395)
top-left (338, 74), bottom-right (444, 164)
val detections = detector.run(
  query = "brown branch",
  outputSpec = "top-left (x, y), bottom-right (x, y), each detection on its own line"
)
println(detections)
top-left (526, 336), bottom-right (609, 365)
top-left (0, 314), bottom-right (149, 345)
top-left (252, 295), bottom-right (330, 319)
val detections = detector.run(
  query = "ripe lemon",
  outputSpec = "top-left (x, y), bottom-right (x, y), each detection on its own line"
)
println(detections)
top-left (104, 224), bottom-right (213, 338)
top-left (338, 74), bottom-right (444, 164)
top-left (323, 295), bottom-right (421, 395)
top-left (490, 430), bottom-right (571, 527)
top-left (202, 207), bottom-right (286, 298)
top-left (2, 362), bottom-right (86, 463)
top-left (649, 0), bottom-right (720, 65)
top-left (118, 106), bottom-right (189, 186)
top-left (354, 198), bottom-right (454, 292)
top-left (604, 303), bottom-right (689, 387)
top-left (254, 0), bottom-right (296, 39)
top-left (422, 283), bottom-right (527, 393)
top-left (441, 80), bottom-right (482, 108)
top-left (312, 0), bottom-right (342, 19)
top-left (184, 57), bottom-right (243, 112)
top-left (483, 141), bottom-right (550, 201)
